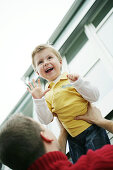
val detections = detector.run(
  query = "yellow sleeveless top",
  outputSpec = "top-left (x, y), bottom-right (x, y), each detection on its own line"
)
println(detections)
top-left (45, 73), bottom-right (91, 137)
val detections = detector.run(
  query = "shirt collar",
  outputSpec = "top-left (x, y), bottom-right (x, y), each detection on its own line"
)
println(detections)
top-left (47, 72), bottom-right (68, 88)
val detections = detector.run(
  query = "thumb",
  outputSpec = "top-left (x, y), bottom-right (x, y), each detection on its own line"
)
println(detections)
top-left (43, 88), bottom-right (50, 96)
top-left (75, 115), bottom-right (85, 120)
top-left (67, 74), bottom-right (71, 80)
top-left (75, 115), bottom-right (92, 124)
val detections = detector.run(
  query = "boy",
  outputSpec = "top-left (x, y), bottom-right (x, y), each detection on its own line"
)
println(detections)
top-left (27, 44), bottom-right (110, 163)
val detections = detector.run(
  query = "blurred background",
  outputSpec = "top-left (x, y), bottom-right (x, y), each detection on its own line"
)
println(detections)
top-left (0, 0), bottom-right (113, 169)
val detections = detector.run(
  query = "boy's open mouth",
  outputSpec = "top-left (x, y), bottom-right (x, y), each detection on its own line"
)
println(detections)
top-left (45, 68), bottom-right (53, 73)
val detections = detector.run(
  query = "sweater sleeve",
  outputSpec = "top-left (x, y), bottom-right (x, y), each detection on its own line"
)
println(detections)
top-left (28, 145), bottom-right (113, 170)
top-left (72, 144), bottom-right (113, 170)
top-left (71, 77), bottom-right (100, 103)
top-left (54, 145), bottom-right (113, 170)
top-left (33, 97), bottom-right (54, 125)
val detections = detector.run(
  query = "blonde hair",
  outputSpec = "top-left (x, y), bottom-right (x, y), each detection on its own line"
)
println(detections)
top-left (32, 44), bottom-right (62, 71)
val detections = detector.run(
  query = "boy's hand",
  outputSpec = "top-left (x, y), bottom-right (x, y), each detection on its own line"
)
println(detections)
top-left (27, 79), bottom-right (50, 99)
top-left (67, 74), bottom-right (79, 82)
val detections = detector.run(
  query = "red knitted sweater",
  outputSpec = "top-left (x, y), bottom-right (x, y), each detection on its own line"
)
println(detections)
top-left (28, 144), bottom-right (113, 170)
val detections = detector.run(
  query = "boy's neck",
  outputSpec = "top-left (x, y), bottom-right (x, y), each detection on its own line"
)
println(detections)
top-left (50, 74), bottom-right (61, 83)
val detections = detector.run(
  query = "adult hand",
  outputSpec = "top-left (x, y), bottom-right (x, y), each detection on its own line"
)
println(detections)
top-left (27, 79), bottom-right (50, 99)
top-left (75, 103), bottom-right (104, 124)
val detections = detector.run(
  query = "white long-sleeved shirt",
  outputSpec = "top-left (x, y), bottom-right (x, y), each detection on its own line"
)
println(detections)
top-left (33, 77), bottom-right (99, 125)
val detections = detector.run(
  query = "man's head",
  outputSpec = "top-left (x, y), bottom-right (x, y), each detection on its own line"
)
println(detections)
top-left (0, 113), bottom-right (59, 170)
top-left (32, 44), bottom-right (62, 81)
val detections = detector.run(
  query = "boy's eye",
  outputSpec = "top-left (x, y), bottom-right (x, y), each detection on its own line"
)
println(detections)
top-left (48, 56), bottom-right (52, 59)
top-left (38, 60), bottom-right (43, 65)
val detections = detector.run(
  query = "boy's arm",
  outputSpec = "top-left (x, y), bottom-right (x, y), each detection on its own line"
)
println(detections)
top-left (34, 97), bottom-right (54, 125)
top-left (67, 74), bottom-right (99, 102)
top-left (27, 79), bottom-right (53, 125)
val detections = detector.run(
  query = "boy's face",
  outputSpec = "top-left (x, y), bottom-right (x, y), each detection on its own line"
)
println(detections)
top-left (34, 48), bottom-right (62, 81)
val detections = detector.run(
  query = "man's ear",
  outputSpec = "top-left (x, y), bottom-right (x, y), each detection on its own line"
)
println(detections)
top-left (40, 131), bottom-right (53, 143)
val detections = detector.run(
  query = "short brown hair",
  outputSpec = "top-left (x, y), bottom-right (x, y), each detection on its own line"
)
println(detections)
top-left (0, 113), bottom-right (45, 170)
top-left (32, 44), bottom-right (62, 71)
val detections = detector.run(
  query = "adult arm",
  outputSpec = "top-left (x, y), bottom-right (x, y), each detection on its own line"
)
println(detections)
top-left (75, 103), bottom-right (113, 134)
top-left (56, 117), bottom-right (67, 154)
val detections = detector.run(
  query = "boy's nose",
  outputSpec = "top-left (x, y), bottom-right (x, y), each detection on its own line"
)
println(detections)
top-left (44, 60), bottom-right (49, 66)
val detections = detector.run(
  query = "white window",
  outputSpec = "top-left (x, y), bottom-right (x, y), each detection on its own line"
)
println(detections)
top-left (97, 9), bottom-right (113, 57)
